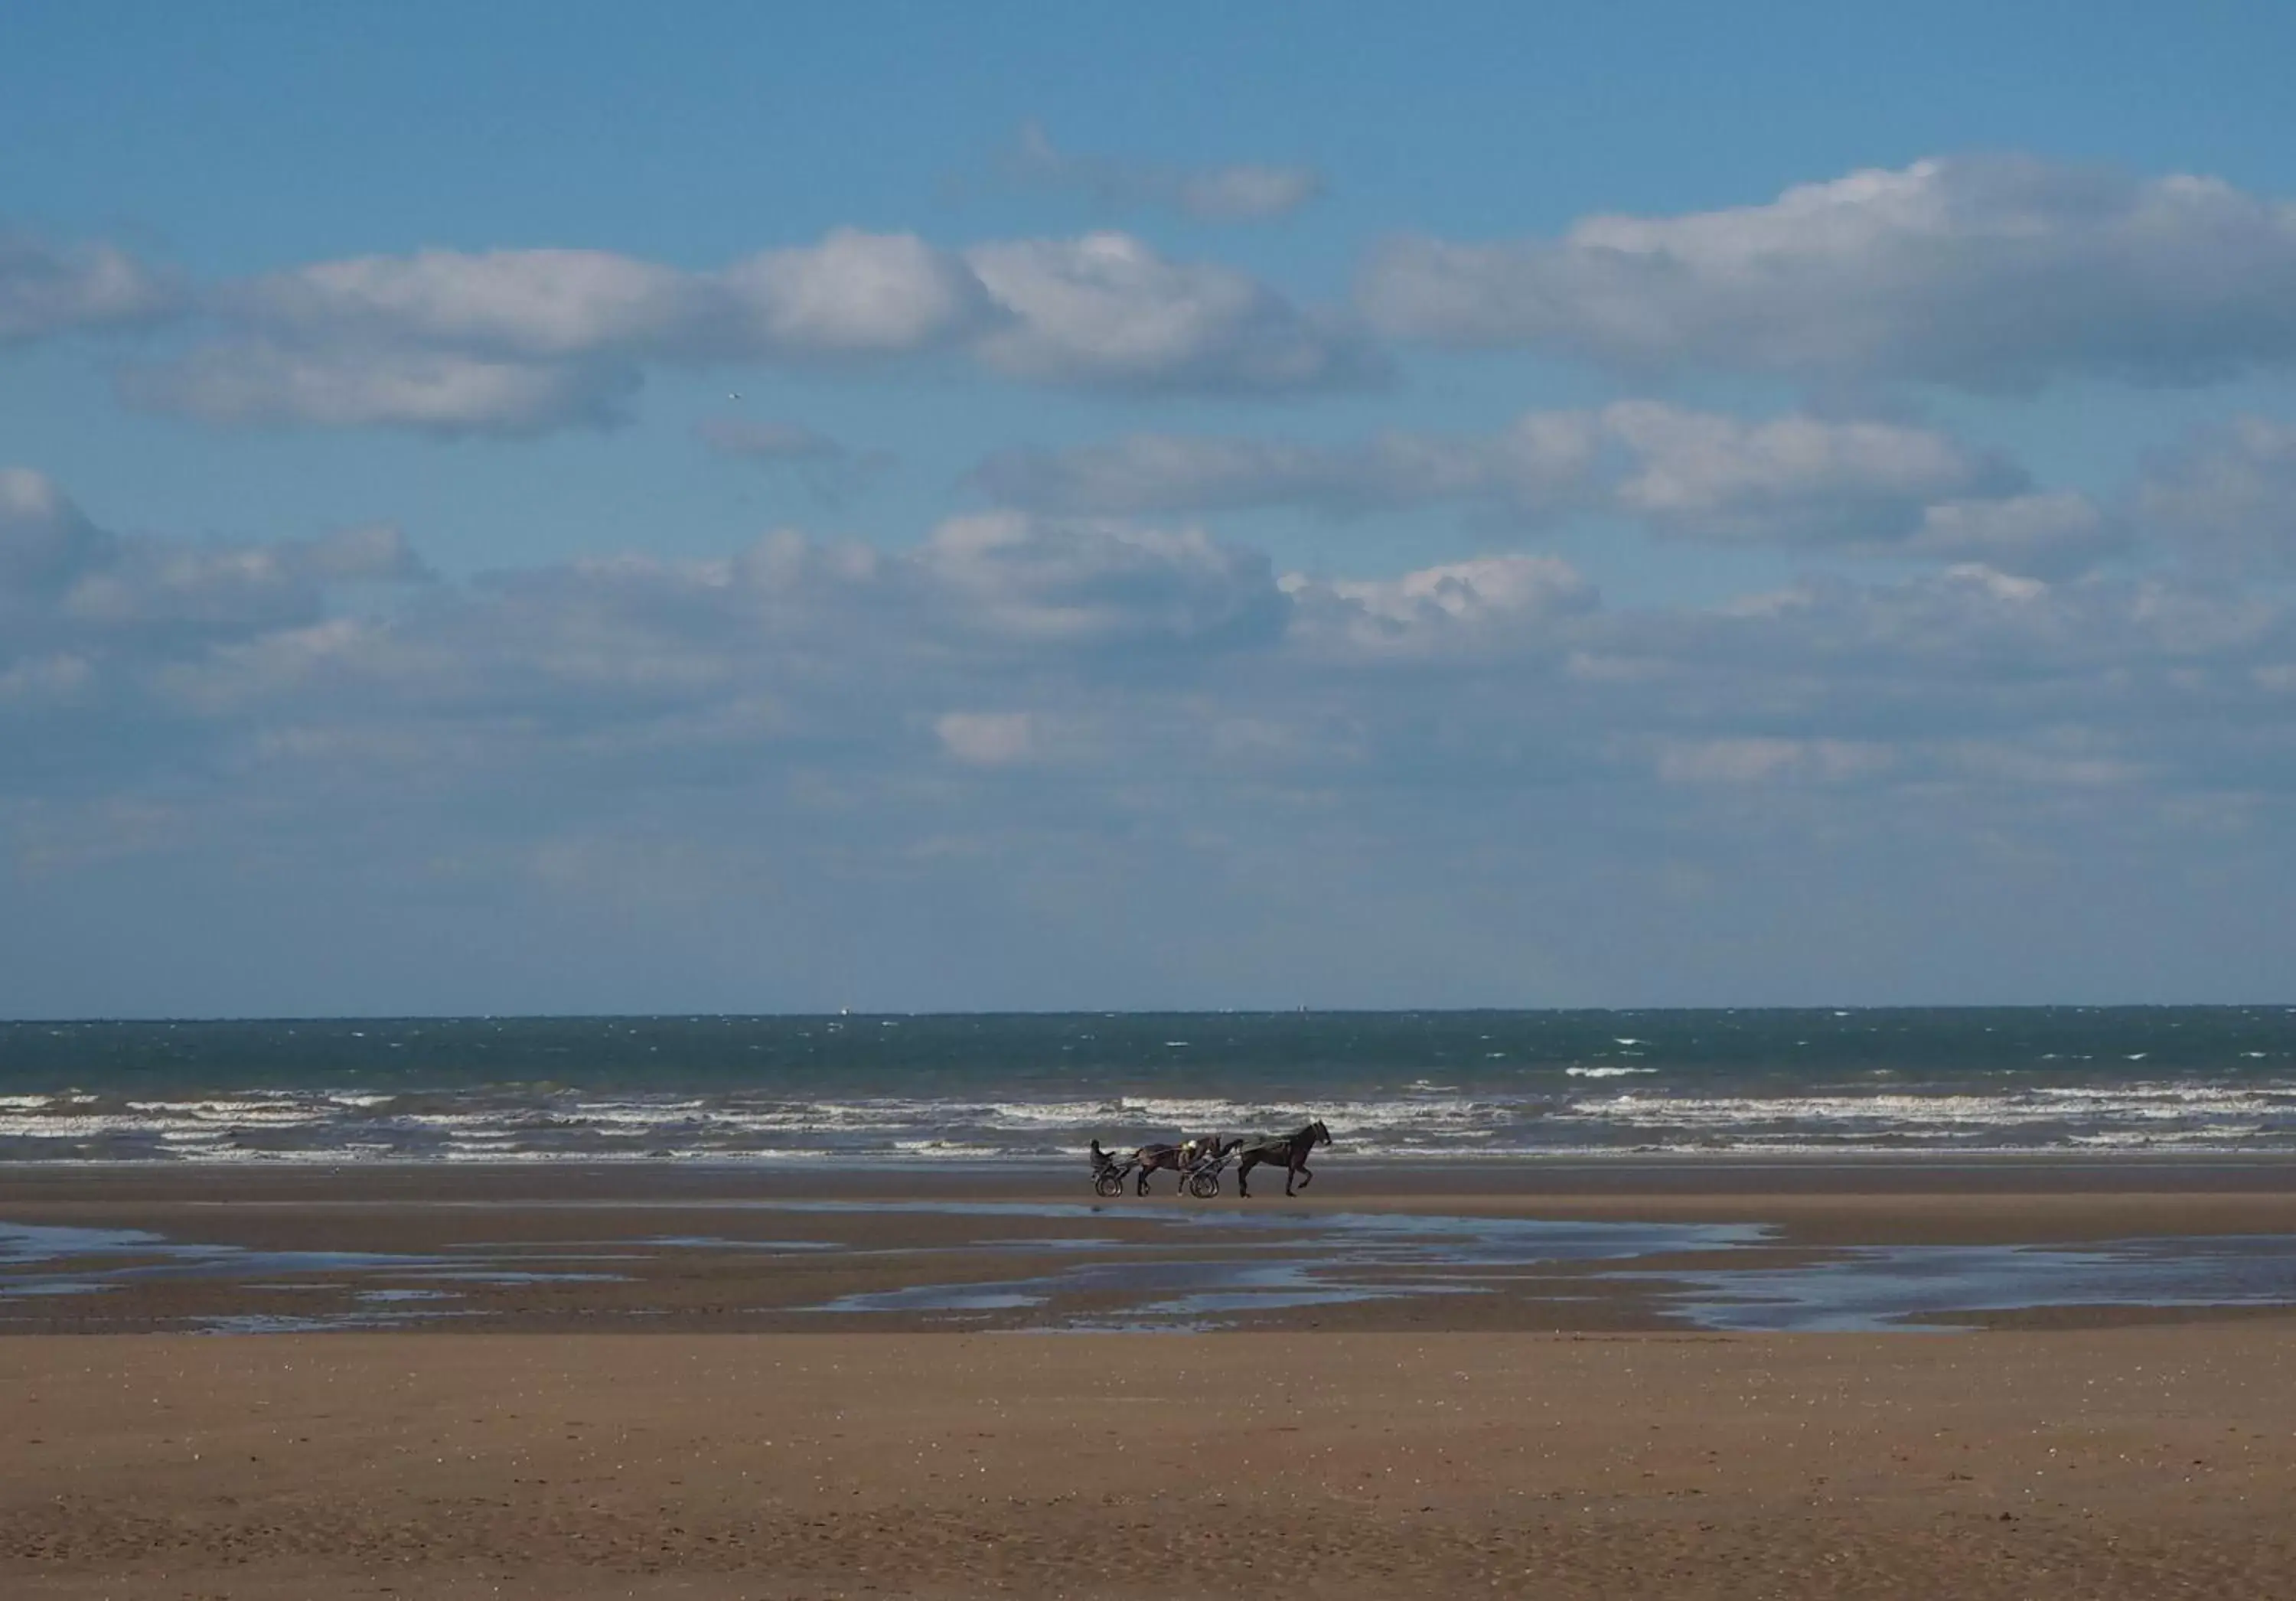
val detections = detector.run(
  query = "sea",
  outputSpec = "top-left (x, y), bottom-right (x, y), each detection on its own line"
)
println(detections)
top-left (2, 1008), bottom-right (2294, 1165)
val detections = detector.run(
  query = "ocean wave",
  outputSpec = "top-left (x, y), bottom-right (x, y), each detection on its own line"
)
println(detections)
top-left (1, 1075), bottom-right (2294, 1162)
top-left (1567, 1083), bottom-right (2296, 1130)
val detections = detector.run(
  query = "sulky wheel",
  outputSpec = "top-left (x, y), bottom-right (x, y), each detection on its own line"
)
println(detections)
top-left (1188, 1171), bottom-right (1220, 1199)
top-left (1094, 1172), bottom-right (1124, 1198)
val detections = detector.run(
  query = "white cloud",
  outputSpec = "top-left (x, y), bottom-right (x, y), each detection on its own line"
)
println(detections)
top-left (119, 343), bottom-right (641, 435)
top-left (1904, 492), bottom-right (2123, 576)
top-left (122, 229), bottom-right (1364, 432)
top-left (0, 231), bottom-right (178, 346)
top-left (2136, 416), bottom-right (2296, 574)
top-left (1286, 554), bottom-right (1596, 657)
top-left (915, 512), bottom-right (1286, 647)
top-left (965, 233), bottom-right (1378, 391)
top-left (1337, 554), bottom-right (1595, 622)
top-left (232, 233), bottom-right (991, 361)
top-left (64, 523), bottom-right (427, 632)
top-left (1359, 155), bottom-right (2296, 388)
top-left (718, 230), bottom-right (996, 355)
top-left (974, 403), bottom-right (2102, 571)
top-left (1005, 122), bottom-right (1323, 221)
top-left (1602, 402), bottom-right (2020, 542)
top-left (230, 248), bottom-right (699, 357)
top-left (4, 466), bottom-right (427, 654)
top-left (11, 471), bottom-right (2296, 1008)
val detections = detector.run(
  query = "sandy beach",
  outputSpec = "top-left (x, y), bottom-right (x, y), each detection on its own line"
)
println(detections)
top-left (6, 1159), bottom-right (2296, 1596)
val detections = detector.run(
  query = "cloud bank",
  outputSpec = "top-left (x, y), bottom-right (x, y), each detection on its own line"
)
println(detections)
top-left (9, 452), bottom-right (2296, 1009)
top-left (7, 458), bottom-right (2288, 860)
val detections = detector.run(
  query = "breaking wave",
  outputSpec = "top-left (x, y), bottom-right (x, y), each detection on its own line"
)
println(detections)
top-left (3, 1078), bottom-right (2296, 1162)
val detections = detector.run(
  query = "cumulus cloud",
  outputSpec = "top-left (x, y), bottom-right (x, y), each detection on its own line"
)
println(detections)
top-left (0, 230), bottom-right (178, 346)
top-left (721, 230), bottom-right (999, 356)
top-left (1903, 492), bottom-right (2125, 577)
top-left (1602, 402), bottom-right (2021, 543)
top-left (914, 512), bottom-right (1287, 648)
top-left (1284, 553), bottom-right (1596, 657)
top-left (122, 229), bottom-right (1364, 432)
top-left (2, 467), bottom-right (429, 679)
top-left (1359, 155), bottom-right (2296, 389)
top-left (226, 248), bottom-right (700, 358)
top-left (99, 479), bottom-right (2202, 790)
top-left (965, 233), bottom-right (1379, 391)
top-left (2136, 416), bottom-right (2296, 575)
top-left (126, 231), bottom-right (993, 433)
top-left (1003, 122), bottom-right (1324, 221)
top-left (119, 342), bottom-right (641, 435)
top-left (975, 403), bottom-right (2112, 572)
top-left (11, 468), bottom-right (2296, 1008)
top-left (224, 233), bottom-right (994, 363)
top-left (60, 529), bottom-right (425, 632)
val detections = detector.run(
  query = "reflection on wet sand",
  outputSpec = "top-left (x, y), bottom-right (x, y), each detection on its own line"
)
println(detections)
top-left (11, 1200), bottom-right (2296, 1333)
top-left (1632, 1235), bottom-right (2296, 1331)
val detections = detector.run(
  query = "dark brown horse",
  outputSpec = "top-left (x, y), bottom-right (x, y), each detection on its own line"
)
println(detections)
top-left (1127, 1133), bottom-right (1221, 1195)
top-left (1235, 1119), bottom-right (1330, 1198)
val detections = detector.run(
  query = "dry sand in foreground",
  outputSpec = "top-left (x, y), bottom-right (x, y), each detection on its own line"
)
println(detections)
top-left (6, 1325), bottom-right (2295, 1599)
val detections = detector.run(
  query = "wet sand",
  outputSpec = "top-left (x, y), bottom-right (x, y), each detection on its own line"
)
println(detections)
top-left (5, 1159), bottom-right (2296, 1596)
top-left (9, 1159), bottom-right (2296, 1335)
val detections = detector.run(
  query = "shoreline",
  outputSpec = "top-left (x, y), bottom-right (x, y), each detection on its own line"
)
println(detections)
top-left (15, 1149), bottom-right (2296, 1198)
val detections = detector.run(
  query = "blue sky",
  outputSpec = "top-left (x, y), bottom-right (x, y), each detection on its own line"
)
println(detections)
top-left (5, 3), bottom-right (2296, 1013)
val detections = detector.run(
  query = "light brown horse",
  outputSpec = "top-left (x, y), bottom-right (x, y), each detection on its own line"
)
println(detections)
top-left (1235, 1120), bottom-right (1330, 1198)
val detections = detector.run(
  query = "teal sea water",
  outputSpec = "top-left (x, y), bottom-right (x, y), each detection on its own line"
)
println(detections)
top-left (2, 1008), bottom-right (2294, 1162)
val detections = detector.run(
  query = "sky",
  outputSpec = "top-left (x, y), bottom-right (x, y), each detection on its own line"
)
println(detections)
top-left (5, 2), bottom-right (2296, 1016)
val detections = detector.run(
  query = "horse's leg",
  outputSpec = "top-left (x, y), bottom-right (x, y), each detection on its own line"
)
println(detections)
top-left (1136, 1162), bottom-right (1152, 1196)
top-left (1236, 1153), bottom-right (1255, 1199)
top-left (1295, 1159), bottom-right (1314, 1191)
